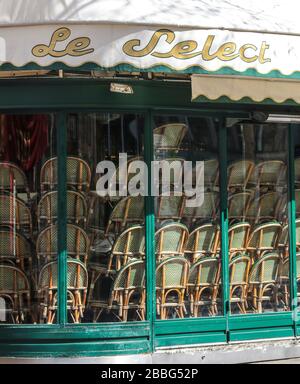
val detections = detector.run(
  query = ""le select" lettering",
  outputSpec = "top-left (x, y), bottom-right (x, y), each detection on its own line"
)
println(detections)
top-left (123, 29), bottom-right (271, 64)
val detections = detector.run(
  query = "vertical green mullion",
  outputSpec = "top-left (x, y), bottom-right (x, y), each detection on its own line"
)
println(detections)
top-left (288, 124), bottom-right (297, 336)
top-left (219, 119), bottom-right (230, 339)
top-left (145, 110), bottom-right (155, 352)
top-left (57, 112), bottom-right (67, 325)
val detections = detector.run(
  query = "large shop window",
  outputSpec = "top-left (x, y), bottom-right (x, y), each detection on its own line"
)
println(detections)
top-left (227, 121), bottom-right (290, 314)
top-left (66, 113), bottom-right (145, 323)
top-left (0, 114), bottom-right (57, 324)
top-left (153, 115), bottom-right (222, 320)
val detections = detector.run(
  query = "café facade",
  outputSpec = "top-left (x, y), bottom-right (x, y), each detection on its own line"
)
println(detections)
top-left (1, 0), bottom-right (300, 363)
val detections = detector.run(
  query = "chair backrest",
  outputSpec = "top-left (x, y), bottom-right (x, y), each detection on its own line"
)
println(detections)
top-left (188, 257), bottom-right (220, 287)
top-left (113, 260), bottom-right (145, 291)
top-left (40, 157), bottom-right (91, 192)
top-left (229, 254), bottom-right (251, 285)
top-left (0, 194), bottom-right (32, 233)
top-left (106, 196), bottom-right (144, 234)
top-left (185, 224), bottom-right (219, 262)
top-left (249, 160), bottom-right (286, 188)
top-left (228, 222), bottom-right (251, 254)
top-left (0, 265), bottom-right (30, 293)
top-left (36, 224), bottom-right (90, 264)
top-left (247, 222), bottom-right (281, 251)
top-left (156, 257), bottom-right (189, 290)
top-left (183, 192), bottom-right (219, 222)
top-left (0, 230), bottom-right (31, 262)
top-left (109, 226), bottom-right (145, 272)
top-left (249, 253), bottom-right (280, 284)
top-left (228, 160), bottom-right (254, 190)
top-left (0, 162), bottom-right (28, 196)
top-left (155, 222), bottom-right (189, 261)
top-left (38, 259), bottom-right (88, 290)
top-left (247, 192), bottom-right (283, 224)
top-left (37, 190), bottom-right (88, 229)
top-left (228, 191), bottom-right (252, 223)
top-left (155, 195), bottom-right (185, 222)
top-left (153, 123), bottom-right (187, 151)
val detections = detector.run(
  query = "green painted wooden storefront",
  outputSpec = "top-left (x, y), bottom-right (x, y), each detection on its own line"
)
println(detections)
top-left (0, 77), bottom-right (300, 357)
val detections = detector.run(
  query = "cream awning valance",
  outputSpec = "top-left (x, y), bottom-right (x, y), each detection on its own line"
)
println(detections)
top-left (191, 75), bottom-right (300, 104)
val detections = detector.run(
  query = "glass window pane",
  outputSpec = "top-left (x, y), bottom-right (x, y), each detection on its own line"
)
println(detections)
top-left (153, 115), bottom-right (222, 320)
top-left (227, 120), bottom-right (289, 314)
top-left (66, 113), bottom-right (145, 323)
top-left (0, 114), bottom-right (57, 324)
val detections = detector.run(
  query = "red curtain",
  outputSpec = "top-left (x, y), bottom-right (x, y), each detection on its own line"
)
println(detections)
top-left (0, 115), bottom-right (49, 171)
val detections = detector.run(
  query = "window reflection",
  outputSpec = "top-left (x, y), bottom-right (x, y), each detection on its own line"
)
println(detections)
top-left (67, 113), bottom-right (145, 323)
top-left (153, 116), bottom-right (222, 320)
top-left (0, 114), bottom-right (57, 324)
top-left (227, 122), bottom-right (290, 314)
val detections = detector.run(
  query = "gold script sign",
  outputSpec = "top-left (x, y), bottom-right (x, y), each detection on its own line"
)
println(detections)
top-left (123, 29), bottom-right (271, 64)
top-left (32, 27), bottom-right (95, 58)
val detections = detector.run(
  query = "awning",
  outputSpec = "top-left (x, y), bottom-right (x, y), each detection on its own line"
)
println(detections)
top-left (0, 0), bottom-right (299, 35)
top-left (1, 1), bottom-right (300, 78)
top-left (191, 75), bottom-right (300, 104)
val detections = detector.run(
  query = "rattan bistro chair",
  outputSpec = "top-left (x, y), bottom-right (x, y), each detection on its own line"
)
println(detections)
top-left (246, 192), bottom-right (283, 224)
top-left (183, 192), bottom-right (219, 226)
top-left (278, 219), bottom-right (300, 259)
top-left (187, 257), bottom-right (220, 317)
top-left (227, 160), bottom-right (254, 193)
top-left (0, 264), bottom-right (31, 323)
top-left (248, 160), bottom-right (286, 191)
top-left (153, 123), bottom-right (188, 152)
top-left (37, 190), bottom-right (88, 230)
top-left (90, 260), bottom-right (145, 323)
top-left (36, 224), bottom-right (90, 267)
top-left (249, 253), bottom-right (280, 313)
top-left (184, 159), bottom-right (219, 194)
top-left (185, 224), bottom-right (220, 263)
top-left (0, 194), bottom-right (32, 235)
top-left (105, 196), bottom-right (144, 235)
top-left (0, 162), bottom-right (30, 201)
top-left (247, 222), bottom-right (282, 260)
top-left (0, 230), bottom-right (32, 270)
top-left (229, 254), bottom-right (251, 314)
top-left (40, 157), bottom-right (91, 193)
top-left (155, 223), bottom-right (188, 262)
top-left (228, 222), bottom-right (251, 260)
top-left (38, 259), bottom-right (88, 324)
top-left (155, 194), bottom-right (185, 223)
top-left (279, 258), bottom-right (290, 309)
top-left (156, 257), bottom-right (189, 319)
top-left (228, 191), bottom-right (252, 224)
top-left (87, 226), bottom-right (145, 304)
